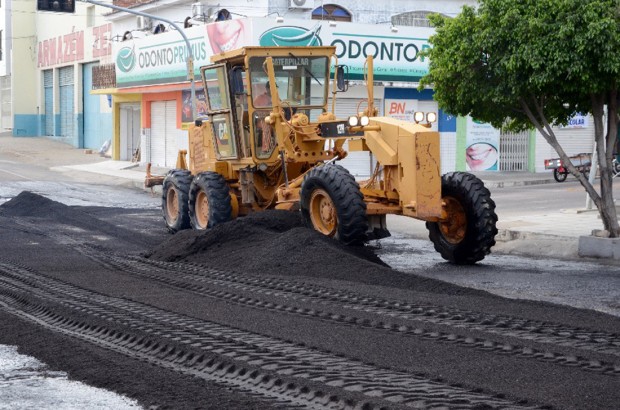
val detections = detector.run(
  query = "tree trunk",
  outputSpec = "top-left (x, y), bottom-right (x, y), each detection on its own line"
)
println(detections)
top-left (521, 99), bottom-right (602, 207)
top-left (591, 95), bottom-right (620, 238)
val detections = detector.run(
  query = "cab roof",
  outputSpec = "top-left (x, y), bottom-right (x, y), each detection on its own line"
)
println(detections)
top-left (210, 46), bottom-right (337, 64)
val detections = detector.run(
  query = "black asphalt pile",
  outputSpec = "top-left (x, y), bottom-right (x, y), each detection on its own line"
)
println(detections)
top-left (0, 191), bottom-right (164, 249)
top-left (0, 190), bottom-right (73, 218)
top-left (147, 210), bottom-right (482, 296)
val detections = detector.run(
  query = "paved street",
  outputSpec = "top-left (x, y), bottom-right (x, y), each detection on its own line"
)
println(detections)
top-left (1, 135), bottom-right (620, 410)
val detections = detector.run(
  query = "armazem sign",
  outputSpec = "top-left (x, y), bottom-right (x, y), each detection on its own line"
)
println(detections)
top-left (113, 18), bottom-right (432, 88)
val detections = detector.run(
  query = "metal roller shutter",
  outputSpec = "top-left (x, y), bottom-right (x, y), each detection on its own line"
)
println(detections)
top-left (150, 102), bottom-right (167, 167)
top-left (165, 103), bottom-right (179, 167)
top-left (59, 66), bottom-right (74, 140)
top-left (150, 100), bottom-right (178, 168)
top-left (534, 117), bottom-right (595, 172)
top-left (44, 70), bottom-right (54, 136)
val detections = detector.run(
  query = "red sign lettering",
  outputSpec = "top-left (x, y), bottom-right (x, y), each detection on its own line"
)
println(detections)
top-left (389, 102), bottom-right (406, 114)
top-left (93, 24), bottom-right (112, 58)
top-left (37, 28), bottom-right (85, 68)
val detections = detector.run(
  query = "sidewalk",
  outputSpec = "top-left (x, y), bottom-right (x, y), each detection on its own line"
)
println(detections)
top-left (1, 135), bottom-right (614, 261)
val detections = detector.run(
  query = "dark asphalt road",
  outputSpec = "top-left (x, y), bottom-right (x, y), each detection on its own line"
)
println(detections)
top-left (0, 193), bottom-right (619, 409)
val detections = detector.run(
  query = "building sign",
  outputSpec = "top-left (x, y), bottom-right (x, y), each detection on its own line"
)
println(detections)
top-left (384, 98), bottom-right (419, 121)
top-left (113, 18), bottom-right (433, 89)
top-left (465, 117), bottom-right (500, 171)
top-left (252, 18), bottom-right (432, 82)
top-left (37, 24), bottom-right (112, 68)
top-left (114, 26), bottom-right (210, 88)
top-left (560, 113), bottom-right (589, 129)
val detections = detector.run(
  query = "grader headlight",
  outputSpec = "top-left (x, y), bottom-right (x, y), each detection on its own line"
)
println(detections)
top-left (359, 116), bottom-right (370, 127)
top-left (414, 111), bottom-right (438, 125)
top-left (348, 116), bottom-right (359, 127)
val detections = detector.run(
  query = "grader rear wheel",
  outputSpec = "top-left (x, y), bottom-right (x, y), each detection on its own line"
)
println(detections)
top-left (189, 172), bottom-right (232, 230)
top-left (300, 164), bottom-right (368, 245)
top-left (426, 172), bottom-right (498, 264)
top-left (161, 169), bottom-right (192, 233)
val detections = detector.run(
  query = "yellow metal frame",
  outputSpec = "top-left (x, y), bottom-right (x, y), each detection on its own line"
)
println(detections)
top-left (176, 46), bottom-right (445, 223)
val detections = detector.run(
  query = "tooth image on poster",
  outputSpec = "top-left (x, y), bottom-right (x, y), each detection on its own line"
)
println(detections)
top-left (465, 117), bottom-right (500, 171)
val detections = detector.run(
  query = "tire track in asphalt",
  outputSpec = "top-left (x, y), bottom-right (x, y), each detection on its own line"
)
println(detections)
top-left (0, 259), bottom-right (542, 410)
top-left (74, 248), bottom-right (620, 378)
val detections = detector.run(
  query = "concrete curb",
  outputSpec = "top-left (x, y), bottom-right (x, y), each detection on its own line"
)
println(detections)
top-left (578, 235), bottom-right (620, 260)
top-left (481, 178), bottom-right (556, 189)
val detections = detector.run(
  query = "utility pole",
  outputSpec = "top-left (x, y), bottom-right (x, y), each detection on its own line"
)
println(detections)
top-left (79, 0), bottom-right (197, 120)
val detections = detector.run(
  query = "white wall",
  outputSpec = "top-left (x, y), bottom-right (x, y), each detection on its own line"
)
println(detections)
top-left (534, 117), bottom-right (596, 173)
top-left (270, 0), bottom-right (476, 23)
top-left (105, 0), bottom-right (270, 40)
top-left (0, 0), bottom-right (10, 77)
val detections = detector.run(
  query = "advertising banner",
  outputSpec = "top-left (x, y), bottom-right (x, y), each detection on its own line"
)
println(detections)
top-left (250, 18), bottom-right (433, 82)
top-left (465, 117), bottom-right (500, 171)
top-left (560, 113), bottom-right (589, 129)
top-left (114, 26), bottom-right (211, 88)
top-left (113, 18), bottom-right (433, 88)
top-left (384, 99), bottom-right (419, 121)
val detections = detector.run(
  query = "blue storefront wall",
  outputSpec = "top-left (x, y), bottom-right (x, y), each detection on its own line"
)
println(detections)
top-left (383, 87), bottom-right (458, 173)
top-left (383, 87), bottom-right (456, 132)
top-left (83, 62), bottom-right (112, 150)
top-left (12, 115), bottom-right (40, 136)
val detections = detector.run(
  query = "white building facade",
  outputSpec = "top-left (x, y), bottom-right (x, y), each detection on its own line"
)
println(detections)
top-left (1, 0), bottom-right (597, 174)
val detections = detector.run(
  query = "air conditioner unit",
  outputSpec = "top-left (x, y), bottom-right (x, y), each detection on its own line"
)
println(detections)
top-left (191, 2), bottom-right (210, 21)
top-left (289, 0), bottom-right (312, 10)
top-left (136, 16), bottom-right (152, 30)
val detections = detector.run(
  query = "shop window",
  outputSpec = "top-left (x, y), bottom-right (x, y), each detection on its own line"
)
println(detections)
top-left (311, 4), bottom-right (352, 22)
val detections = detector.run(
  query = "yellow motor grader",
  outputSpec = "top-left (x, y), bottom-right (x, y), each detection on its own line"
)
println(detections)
top-left (146, 46), bottom-right (498, 264)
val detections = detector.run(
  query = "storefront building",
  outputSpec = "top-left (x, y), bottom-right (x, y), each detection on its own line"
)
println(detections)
top-left (1, 1), bottom-right (593, 175)
top-left (105, 17), bottom-right (450, 176)
top-left (105, 14), bottom-right (595, 176)
top-left (1, 1), bottom-right (112, 148)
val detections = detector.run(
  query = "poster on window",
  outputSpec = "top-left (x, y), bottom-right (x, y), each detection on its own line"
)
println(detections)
top-left (465, 117), bottom-right (500, 171)
top-left (181, 89), bottom-right (208, 123)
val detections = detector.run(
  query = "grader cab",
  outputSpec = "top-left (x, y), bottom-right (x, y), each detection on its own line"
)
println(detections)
top-left (150, 46), bottom-right (498, 264)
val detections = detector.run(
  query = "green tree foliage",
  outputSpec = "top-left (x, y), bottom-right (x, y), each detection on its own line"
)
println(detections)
top-left (421, 0), bottom-right (620, 236)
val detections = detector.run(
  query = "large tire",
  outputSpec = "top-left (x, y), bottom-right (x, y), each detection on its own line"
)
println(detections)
top-left (189, 172), bottom-right (232, 230)
top-left (426, 172), bottom-right (498, 264)
top-left (553, 168), bottom-right (568, 182)
top-left (161, 169), bottom-right (192, 233)
top-left (300, 164), bottom-right (368, 245)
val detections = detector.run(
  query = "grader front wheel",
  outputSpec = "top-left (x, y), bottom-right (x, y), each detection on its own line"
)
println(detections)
top-left (300, 164), bottom-right (368, 245)
top-left (438, 196), bottom-right (467, 244)
top-left (308, 188), bottom-right (338, 237)
top-left (426, 172), bottom-right (498, 264)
